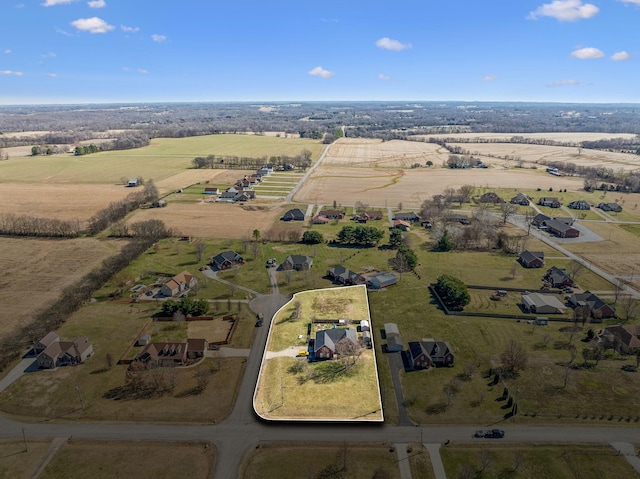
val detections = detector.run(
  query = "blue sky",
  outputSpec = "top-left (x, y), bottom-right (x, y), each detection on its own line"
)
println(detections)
top-left (1, 0), bottom-right (639, 104)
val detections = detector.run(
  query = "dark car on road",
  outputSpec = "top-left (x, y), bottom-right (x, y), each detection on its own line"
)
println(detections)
top-left (484, 429), bottom-right (505, 438)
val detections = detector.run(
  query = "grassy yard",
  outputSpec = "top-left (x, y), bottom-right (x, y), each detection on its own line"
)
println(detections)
top-left (240, 443), bottom-right (401, 479)
top-left (408, 446), bottom-right (437, 479)
top-left (254, 286), bottom-right (383, 421)
top-left (440, 444), bottom-right (638, 479)
top-left (0, 302), bottom-right (250, 423)
top-left (0, 439), bottom-right (53, 479)
top-left (40, 440), bottom-right (215, 479)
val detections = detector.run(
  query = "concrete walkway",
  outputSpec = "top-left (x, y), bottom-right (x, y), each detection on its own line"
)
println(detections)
top-left (395, 443), bottom-right (413, 479)
top-left (611, 442), bottom-right (640, 474)
top-left (0, 355), bottom-right (36, 394)
top-left (425, 443), bottom-right (447, 479)
top-left (28, 436), bottom-right (68, 479)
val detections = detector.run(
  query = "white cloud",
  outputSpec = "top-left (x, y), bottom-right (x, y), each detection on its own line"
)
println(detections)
top-left (3, 49), bottom-right (11, 54)
top-left (375, 37), bottom-right (411, 51)
top-left (378, 73), bottom-right (392, 81)
top-left (571, 47), bottom-right (604, 59)
top-left (308, 66), bottom-right (335, 78)
top-left (47, 72), bottom-right (57, 77)
top-left (40, 52), bottom-right (56, 58)
top-left (71, 17), bottom-right (114, 34)
top-left (43, 0), bottom-right (75, 5)
top-left (151, 34), bottom-right (167, 43)
top-left (549, 79), bottom-right (580, 86)
top-left (528, 0), bottom-right (599, 21)
top-left (611, 51), bottom-right (630, 61)
top-left (0, 70), bottom-right (23, 76)
top-left (121, 25), bottom-right (139, 33)
top-left (483, 75), bottom-right (498, 82)
top-left (88, 0), bottom-right (105, 8)
top-left (55, 28), bottom-right (73, 36)
top-left (137, 68), bottom-right (149, 74)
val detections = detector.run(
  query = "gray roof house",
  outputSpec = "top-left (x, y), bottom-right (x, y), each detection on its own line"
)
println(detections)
top-left (521, 292), bottom-right (567, 314)
top-left (407, 339), bottom-right (455, 369)
top-left (211, 251), bottom-right (244, 270)
top-left (327, 265), bottom-right (365, 285)
top-left (314, 328), bottom-right (357, 360)
top-left (280, 255), bottom-right (313, 271)
top-left (518, 251), bottom-right (545, 268)
top-left (367, 272), bottom-right (397, 289)
top-left (281, 208), bottom-right (306, 221)
top-left (568, 291), bottom-right (615, 320)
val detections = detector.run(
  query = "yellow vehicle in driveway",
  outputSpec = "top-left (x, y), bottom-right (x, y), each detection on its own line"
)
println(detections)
top-left (297, 350), bottom-right (309, 357)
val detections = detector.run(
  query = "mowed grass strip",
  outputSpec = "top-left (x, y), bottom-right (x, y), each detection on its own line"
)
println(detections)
top-left (0, 134), bottom-right (324, 184)
top-left (40, 440), bottom-right (215, 479)
top-left (0, 439), bottom-right (53, 479)
top-left (440, 444), bottom-right (637, 479)
top-left (240, 443), bottom-right (401, 479)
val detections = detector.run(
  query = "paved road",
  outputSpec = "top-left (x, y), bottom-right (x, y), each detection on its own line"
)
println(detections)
top-left (286, 142), bottom-right (333, 203)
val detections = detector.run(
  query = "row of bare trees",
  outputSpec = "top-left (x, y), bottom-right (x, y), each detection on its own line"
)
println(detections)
top-left (0, 214), bottom-right (82, 238)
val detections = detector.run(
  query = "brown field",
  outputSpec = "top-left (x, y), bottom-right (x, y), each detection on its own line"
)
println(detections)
top-left (323, 138), bottom-right (447, 168)
top-left (293, 166), bottom-right (584, 208)
top-left (0, 237), bottom-right (122, 336)
top-left (188, 318), bottom-right (234, 344)
top-left (414, 132), bottom-right (638, 142)
top-left (0, 183), bottom-right (132, 222)
top-left (154, 169), bottom-right (254, 195)
top-left (127, 201), bottom-right (287, 238)
top-left (448, 142), bottom-right (640, 172)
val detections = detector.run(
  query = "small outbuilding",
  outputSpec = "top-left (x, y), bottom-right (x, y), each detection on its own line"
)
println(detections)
top-left (367, 272), bottom-right (397, 289)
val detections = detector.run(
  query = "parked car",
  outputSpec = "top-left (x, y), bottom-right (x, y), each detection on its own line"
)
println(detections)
top-left (484, 429), bottom-right (505, 438)
top-left (297, 350), bottom-right (309, 357)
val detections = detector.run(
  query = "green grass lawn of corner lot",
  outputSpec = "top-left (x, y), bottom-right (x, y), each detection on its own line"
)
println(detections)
top-left (254, 286), bottom-right (383, 421)
top-left (240, 443), bottom-right (401, 479)
top-left (440, 444), bottom-right (638, 479)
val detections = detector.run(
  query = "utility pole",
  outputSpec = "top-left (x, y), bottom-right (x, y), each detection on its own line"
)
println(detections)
top-left (75, 384), bottom-right (84, 410)
top-left (22, 427), bottom-right (27, 452)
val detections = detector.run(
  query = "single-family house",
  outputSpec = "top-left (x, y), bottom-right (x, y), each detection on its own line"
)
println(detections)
top-left (281, 255), bottom-right (313, 271)
top-left (186, 338), bottom-right (209, 359)
top-left (217, 191), bottom-right (238, 202)
top-left (407, 339), bottom-right (455, 369)
top-left (327, 265), bottom-right (365, 285)
top-left (312, 215), bottom-right (330, 224)
top-left (281, 208), bottom-right (306, 221)
top-left (393, 220), bottom-right (411, 231)
top-left (518, 251), bottom-right (545, 269)
top-left (211, 251), bottom-right (244, 270)
top-left (319, 209), bottom-right (345, 220)
top-left (510, 193), bottom-right (530, 206)
top-left (478, 192), bottom-right (505, 204)
top-left (135, 341), bottom-right (188, 367)
top-left (597, 203), bottom-right (622, 213)
top-left (160, 270), bottom-right (198, 297)
top-left (521, 292), bottom-right (567, 314)
top-left (37, 337), bottom-right (93, 369)
top-left (554, 217), bottom-right (574, 226)
top-left (313, 328), bottom-right (357, 360)
top-left (367, 272), bottom-right (397, 289)
top-left (538, 197), bottom-right (561, 208)
top-left (34, 331), bottom-right (60, 354)
top-left (394, 212), bottom-right (421, 223)
top-left (568, 291), bottom-right (615, 320)
top-left (598, 325), bottom-right (640, 354)
top-left (544, 219), bottom-right (579, 238)
top-left (445, 213), bottom-right (470, 225)
top-left (204, 187), bottom-right (219, 195)
top-left (532, 213), bottom-right (551, 228)
top-left (568, 200), bottom-right (590, 210)
top-left (544, 266), bottom-right (574, 288)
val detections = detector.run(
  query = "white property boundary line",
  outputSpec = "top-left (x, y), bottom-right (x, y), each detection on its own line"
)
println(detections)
top-left (253, 284), bottom-right (384, 422)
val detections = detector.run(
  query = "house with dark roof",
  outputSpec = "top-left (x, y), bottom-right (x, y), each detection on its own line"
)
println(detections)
top-left (34, 331), bottom-right (60, 354)
top-left (478, 192), bottom-right (505, 204)
top-left (281, 208), bottom-right (306, 221)
top-left (510, 193), bottom-right (530, 206)
top-left (521, 292), bottom-right (566, 314)
top-left (368, 272), bottom-right (397, 289)
top-left (445, 213), bottom-right (470, 225)
top-left (327, 265), bottom-right (365, 285)
top-left (568, 291), bottom-right (615, 320)
top-left (135, 341), bottom-right (188, 367)
top-left (281, 255), bottom-right (313, 271)
top-left (313, 328), bottom-right (357, 360)
top-left (519, 251), bottom-right (545, 268)
top-left (598, 325), bottom-right (640, 354)
top-left (211, 251), bottom-right (244, 270)
top-left (597, 202), bottom-right (622, 213)
top-left (394, 212), bottom-right (421, 223)
top-left (568, 200), bottom-right (590, 210)
top-left (544, 219), bottom-right (579, 238)
top-left (37, 337), bottom-right (93, 369)
top-left (532, 213), bottom-right (551, 228)
top-left (204, 187), bottom-right (219, 195)
top-left (393, 220), bottom-right (411, 231)
top-left (319, 209), bottom-right (345, 220)
top-left (538, 197), bottom-right (561, 208)
top-left (543, 266), bottom-right (574, 288)
top-left (407, 339), bottom-right (455, 369)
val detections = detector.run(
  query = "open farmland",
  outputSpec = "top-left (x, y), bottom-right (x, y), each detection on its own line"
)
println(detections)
top-left (323, 138), bottom-right (448, 168)
top-left (154, 169), bottom-right (254, 195)
top-left (0, 183), bottom-right (132, 222)
top-left (0, 134), bottom-right (324, 184)
top-left (127, 201), bottom-right (287, 239)
top-left (293, 166), bottom-right (584, 208)
top-left (0, 237), bottom-right (122, 337)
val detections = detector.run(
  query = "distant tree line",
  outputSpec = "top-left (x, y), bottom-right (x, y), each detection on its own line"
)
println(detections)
top-left (0, 214), bottom-right (82, 238)
top-left (74, 144), bottom-right (100, 155)
top-left (192, 150), bottom-right (312, 170)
